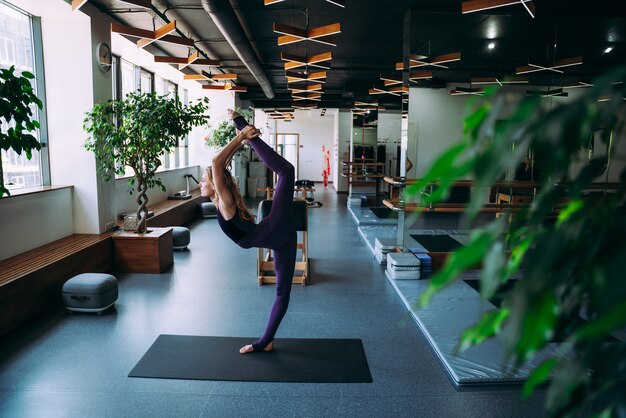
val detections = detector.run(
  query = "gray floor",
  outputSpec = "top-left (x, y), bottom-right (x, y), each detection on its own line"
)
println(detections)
top-left (0, 188), bottom-right (546, 418)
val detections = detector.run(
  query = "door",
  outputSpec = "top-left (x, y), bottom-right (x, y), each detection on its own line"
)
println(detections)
top-left (271, 133), bottom-right (300, 180)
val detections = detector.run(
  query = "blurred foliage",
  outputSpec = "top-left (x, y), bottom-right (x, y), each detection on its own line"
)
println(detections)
top-left (0, 65), bottom-right (42, 197)
top-left (205, 107), bottom-right (253, 158)
top-left (409, 66), bottom-right (626, 417)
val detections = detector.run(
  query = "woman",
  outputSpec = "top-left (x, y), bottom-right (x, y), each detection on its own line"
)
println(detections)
top-left (201, 110), bottom-right (296, 354)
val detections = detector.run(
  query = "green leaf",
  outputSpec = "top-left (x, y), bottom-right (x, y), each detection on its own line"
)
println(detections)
top-left (513, 291), bottom-right (559, 363)
top-left (557, 199), bottom-right (584, 226)
top-left (418, 230), bottom-right (494, 307)
top-left (576, 299), bottom-right (626, 341)
top-left (522, 358), bottom-right (558, 398)
top-left (457, 308), bottom-right (510, 352)
top-left (406, 142), bottom-right (468, 197)
top-left (480, 240), bottom-right (505, 300)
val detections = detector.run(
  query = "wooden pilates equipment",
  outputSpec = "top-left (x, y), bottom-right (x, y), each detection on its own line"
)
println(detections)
top-left (257, 200), bottom-right (309, 286)
top-left (382, 176), bottom-right (621, 213)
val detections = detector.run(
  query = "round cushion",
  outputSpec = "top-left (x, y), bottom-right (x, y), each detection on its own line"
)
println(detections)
top-left (172, 226), bottom-right (190, 250)
top-left (201, 201), bottom-right (217, 218)
top-left (62, 273), bottom-right (118, 314)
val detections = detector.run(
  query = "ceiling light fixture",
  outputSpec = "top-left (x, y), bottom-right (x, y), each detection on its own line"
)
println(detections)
top-left (396, 52), bottom-right (461, 70)
top-left (281, 52), bottom-right (332, 70)
top-left (462, 0), bottom-right (535, 18)
top-left (273, 22), bottom-right (341, 47)
top-left (286, 71), bottom-right (327, 84)
top-left (265, 0), bottom-right (345, 7)
top-left (470, 76), bottom-right (528, 85)
top-left (155, 55), bottom-right (220, 68)
top-left (73, 0), bottom-right (151, 11)
top-left (111, 22), bottom-right (194, 48)
top-left (516, 56), bottom-right (583, 75)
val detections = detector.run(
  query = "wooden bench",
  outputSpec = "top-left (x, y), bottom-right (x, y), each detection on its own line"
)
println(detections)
top-left (0, 232), bottom-right (114, 337)
top-left (0, 190), bottom-right (207, 337)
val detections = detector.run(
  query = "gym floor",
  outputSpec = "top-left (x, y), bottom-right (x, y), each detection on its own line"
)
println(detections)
top-left (0, 188), bottom-right (546, 418)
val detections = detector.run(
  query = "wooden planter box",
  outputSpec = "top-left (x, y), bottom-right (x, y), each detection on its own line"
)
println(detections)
top-left (112, 227), bottom-right (173, 274)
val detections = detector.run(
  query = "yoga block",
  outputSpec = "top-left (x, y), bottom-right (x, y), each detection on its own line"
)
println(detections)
top-left (172, 226), bottom-right (190, 250)
top-left (62, 273), bottom-right (118, 314)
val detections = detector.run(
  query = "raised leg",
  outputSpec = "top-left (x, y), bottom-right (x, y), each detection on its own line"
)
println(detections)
top-left (233, 115), bottom-right (295, 249)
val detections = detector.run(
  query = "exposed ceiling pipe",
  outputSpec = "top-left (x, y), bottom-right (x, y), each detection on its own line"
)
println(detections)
top-left (152, 0), bottom-right (221, 63)
top-left (201, 0), bottom-right (275, 99)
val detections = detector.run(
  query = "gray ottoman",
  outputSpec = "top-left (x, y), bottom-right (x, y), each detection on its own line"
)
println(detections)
top-left (172, 226), bottom-right (191, 250)
top-left (62, 273), bottom-right (118, 314)
top-left (201, 201), bottom-right (217, 218)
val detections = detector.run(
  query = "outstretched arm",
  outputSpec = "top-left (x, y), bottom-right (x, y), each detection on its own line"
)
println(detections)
top-left (211, 126), bottom-right (260, 219)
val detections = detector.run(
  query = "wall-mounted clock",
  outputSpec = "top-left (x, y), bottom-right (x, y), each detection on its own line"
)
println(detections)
top-left (96, 41), bottom-right (112, 73)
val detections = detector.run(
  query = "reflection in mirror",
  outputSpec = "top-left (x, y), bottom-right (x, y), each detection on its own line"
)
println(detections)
top-left (345, 109), bottom-right (379, 207)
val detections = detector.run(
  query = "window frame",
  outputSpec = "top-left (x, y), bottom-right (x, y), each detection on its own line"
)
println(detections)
top-left (0, 1), bottom-right (50, 192)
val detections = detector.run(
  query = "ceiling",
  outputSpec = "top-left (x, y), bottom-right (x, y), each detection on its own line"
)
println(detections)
top-left (81, 0), bottom-right (626, 113)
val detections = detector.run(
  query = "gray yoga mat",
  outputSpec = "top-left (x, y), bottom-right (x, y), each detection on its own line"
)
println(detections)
top-left (129, 335), bottom-right (372, 383)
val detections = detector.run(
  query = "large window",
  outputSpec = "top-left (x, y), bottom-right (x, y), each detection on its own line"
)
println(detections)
top-left (0, 0), bottom-right (48, 192)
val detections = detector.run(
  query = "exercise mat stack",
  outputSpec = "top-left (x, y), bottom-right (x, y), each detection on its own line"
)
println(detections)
top-left (374, 238), bottom-right (396, 266)
top-left (348, 195), bottom-right (362, 207)
top-left (386, 252), bottom-right (421, 280)
top-left (413, 253), bottom-right (432, 277)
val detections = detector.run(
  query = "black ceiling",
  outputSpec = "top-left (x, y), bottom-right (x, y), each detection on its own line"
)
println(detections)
top-left (84, 0), bottom-right (626, 110)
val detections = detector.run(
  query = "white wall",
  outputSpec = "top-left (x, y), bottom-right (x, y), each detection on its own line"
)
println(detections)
top-left (0, 188), bottom-right (73, 261)
top-left (407, 88), bottom-right (469, 178)
top-left (12, 0), bottom-right (103, 234)
top-left (378, 110), bottom-right (402, 141)
top-left (334, 110), bottom-right (351, 192)
top-left (253, 109), bottom-right (335, 182)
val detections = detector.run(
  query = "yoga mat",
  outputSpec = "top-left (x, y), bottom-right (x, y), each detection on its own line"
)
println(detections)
top-left (369, 207), bottom-right (398, 219)
top-left (463, 280), bottom-right (619, 343)
top-left (129, 335), bottom-right (372, 383)
top-left (410, 235), bottom-right (462, 252)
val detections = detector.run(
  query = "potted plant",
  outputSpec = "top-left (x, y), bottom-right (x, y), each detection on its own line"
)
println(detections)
top-left (0, 65), bottom-right (43, 197)
top-left (83, 91), bottom-right (210, 234)
top-left (204, 107), bottom-right (253, 160)
top-left (410, 66), bottom-right (626, 417)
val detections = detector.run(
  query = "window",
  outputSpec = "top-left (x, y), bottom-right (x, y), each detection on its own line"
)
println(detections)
top-left (139, 68), bottom-right (152, 92)
top-left (0, 0), bottom-right (49, 192)
top-left (120, 59), bottom-right (135, 98)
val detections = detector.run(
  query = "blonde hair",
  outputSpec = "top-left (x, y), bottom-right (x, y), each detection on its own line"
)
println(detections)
top-left (205, 166), bottom-right (255, 222)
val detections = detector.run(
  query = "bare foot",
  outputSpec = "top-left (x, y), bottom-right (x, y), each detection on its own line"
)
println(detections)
top-left (228, 109), bottom-right (241, 120)
top-left (239, 341), bottom-right (273, 354)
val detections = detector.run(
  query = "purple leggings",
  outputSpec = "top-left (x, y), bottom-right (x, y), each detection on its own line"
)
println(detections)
top-left (233, 116), bottom-right (296, 351)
